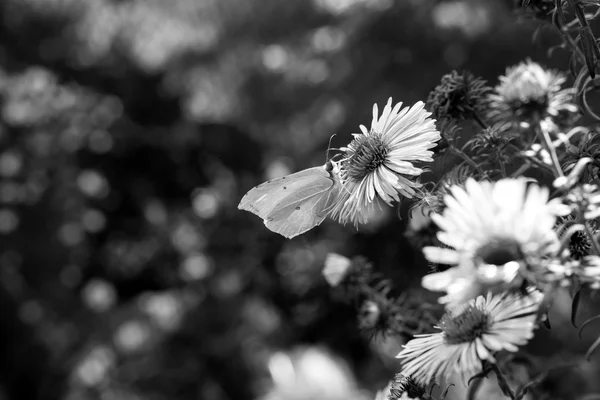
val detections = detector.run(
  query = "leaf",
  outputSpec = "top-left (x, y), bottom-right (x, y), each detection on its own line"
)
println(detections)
top-left (580, 27), bottom-right (599, 79)
top-left (575, 72), bottom-right (600, 121)
top-left (467, 367), bottom-right (491, 386)
top-left (585, 335), bottom-right (600, 360)
top-left (572, 289), bottom-right (582, 327)
top-left (440, 384), bottom-right (455, 400)
top-left (579, 314), bottom-right (600, 339)
top-left (552, 1), bottom-right (566, 34)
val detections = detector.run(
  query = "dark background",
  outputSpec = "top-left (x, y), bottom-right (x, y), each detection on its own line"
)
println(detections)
top-left (0, 1), bottom-right (595, 399)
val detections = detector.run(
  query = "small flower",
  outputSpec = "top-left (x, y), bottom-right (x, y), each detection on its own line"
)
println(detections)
top-left (330, 99), bottom-right (441, 225)
top-left (463, 123), bottom-right (517, 174)
top-left (487, 59), bottom-right (577, 127)
top-left (389, 374), bottom-right (428, 400)
top-left (422, 178), bottom-right (569, 307)
top-left (323, 253), bottom-right (352, 286)
top-left (397, 291), bottom-right (541, 386)
top-left (426, 70), bottom-right (491, 122)
top-left (555, 216), bottom-right (598, 260)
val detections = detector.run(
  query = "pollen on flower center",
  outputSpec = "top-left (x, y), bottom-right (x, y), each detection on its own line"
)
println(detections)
top-left (441, 306), bottom-right (489, 345)
top-left (343, 133), bottom-right (389, 180)
top-left (475, 238), bottom-right (523, 266)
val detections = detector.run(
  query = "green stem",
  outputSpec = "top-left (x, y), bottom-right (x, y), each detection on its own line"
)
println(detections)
top-left (510, 162), bottom-right (532, 178)
top-left (490, 363), bottom-right (516, 400)
top-left (506, 143), bottom-right (555, 175)
top-left (536, 122), bottom-right (564, 178)
top-left (563, 28), bottom-right (587, 65)
top-left (498, 156), bottom-right (507, 178)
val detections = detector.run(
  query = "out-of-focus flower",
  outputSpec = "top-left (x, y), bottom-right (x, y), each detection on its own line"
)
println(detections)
top-left (422, 178), bottom-right (569, 307)
top-left (564, 184), bottom-right (600, 220)
top-left (330, 99), bottom-right (440, 225)
top-left (426, 70), bottom-right (491, 122)
top-left (577, 256), bottom-right (600, 289)
top-left (323, 253), bottom-right (353, 287)
top-left (487, 60), bottom-right (576, 127)
top-left (463, 123), bottom-right (517, 174)
top-left (261, 346), bottom-right (362, 400)
top-left (397, 291), bottom-right (541, 386)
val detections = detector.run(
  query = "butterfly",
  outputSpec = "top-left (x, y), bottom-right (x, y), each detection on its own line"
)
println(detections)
top-left (238, 160), bottom-right (342, 239)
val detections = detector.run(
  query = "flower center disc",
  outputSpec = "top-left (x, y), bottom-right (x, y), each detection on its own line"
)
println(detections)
top-left (344, 134), bottom-right (388, 180)
top-left (475, 238), bottom-right (523, 266)
top-left (441, 306), bottom-right (489, 345)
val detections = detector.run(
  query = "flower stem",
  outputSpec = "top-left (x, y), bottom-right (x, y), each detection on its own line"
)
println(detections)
top-left (498, 157), bottom-right (507, 178)
top-left (489, 363), bottom-right (516, 400)
top-left (536, 122), bottom-right (565, 178)
top-left (510, 162), bottom-right (531, 178)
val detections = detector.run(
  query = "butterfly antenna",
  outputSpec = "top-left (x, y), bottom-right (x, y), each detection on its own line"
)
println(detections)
top-left (325, 134), bottom-right (337, 162)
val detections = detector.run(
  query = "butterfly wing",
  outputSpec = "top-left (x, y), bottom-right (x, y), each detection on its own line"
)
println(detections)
top-left (265, 179), bottom-right (340, 238)
top-left (238, 165), bottom-right (339, 238)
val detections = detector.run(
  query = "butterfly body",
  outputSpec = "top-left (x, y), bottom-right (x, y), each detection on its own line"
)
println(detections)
top-left (238, 161), bottom-right (341, 238)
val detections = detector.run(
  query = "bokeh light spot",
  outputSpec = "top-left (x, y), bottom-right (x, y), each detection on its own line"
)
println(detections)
top-left (82, 278), bottom-right (117, 312)
top-left (114, 320), bottom-right (152, 354)
top-left (0, 151), bottom-right (23, 177)
top-left (19, 300), bottom-right (44, 324)
top-left (180, 253), bottom-right (213, 281)
top-left (77, 170), bottom-right (109, 198)
top-left (0, 209), bottom-right (19, 233)
top-left (82, 209), bottom-right (106, 233)
top-left (192, 189), bottom-right (219, 219)
top-left (262, 45), bottom-right (289, 71)
top-left (88, 130), bottom-right (114, 153)
top-left (74, 346), bottom-right (115, 387)
top-left (58, 223), bottom-right (84, 246)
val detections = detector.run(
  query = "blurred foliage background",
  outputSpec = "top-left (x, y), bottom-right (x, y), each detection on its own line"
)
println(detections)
top-left (0, 0), bottom-right (595, 399)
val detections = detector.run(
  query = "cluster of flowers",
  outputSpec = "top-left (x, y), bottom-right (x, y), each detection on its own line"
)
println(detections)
top-left (320, 56), bottom-right (600, 399)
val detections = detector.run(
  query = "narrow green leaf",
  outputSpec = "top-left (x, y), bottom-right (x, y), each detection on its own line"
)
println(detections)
top-left (579, 314), bottom-right (600, 339)
top-left (580, 27), bottom-right (598, 78)
top-left (572, 289), bottom-right (581, 327)
top-left (585, 335), bottom-right (600, 360)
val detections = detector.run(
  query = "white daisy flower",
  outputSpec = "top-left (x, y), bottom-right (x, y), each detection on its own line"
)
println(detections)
top-left (330, 98), bottom-right (441, 225)
top-left (487, 59), bottom-right (576, 126)
top-left (422, 178), bottom-right (569, 307)
top-left (396, 291), bottom-right (542, 386)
